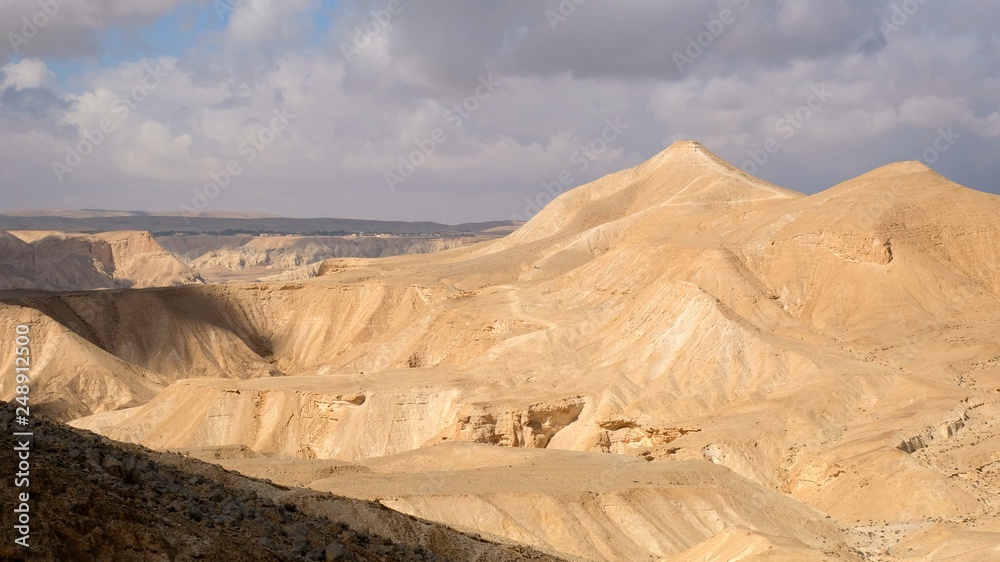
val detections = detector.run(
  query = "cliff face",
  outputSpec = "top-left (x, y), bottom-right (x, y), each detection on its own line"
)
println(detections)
top-left (156, 234), bottom-right (494, 282)
top-left (0, 402), bottom-right (564, 562)
top-left (0, 230), bottom-right (203, 291)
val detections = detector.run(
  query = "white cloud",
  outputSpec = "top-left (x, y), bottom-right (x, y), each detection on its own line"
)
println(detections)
top-left (1, 58), bottom-right (55, 89)
top-left (112, 121), bottom-right (200, 181)
top-left (225, 0), bottom-right (318, 45)
top-left (1, 1), bottom-right (999, 221)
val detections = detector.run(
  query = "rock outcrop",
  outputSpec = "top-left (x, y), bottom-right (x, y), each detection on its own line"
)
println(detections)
top-left (0, 230), bottom-right (203, 291)
top-left (0, 401), bottom-right (564, 562)
top-left (157, 234), bottom-right (497, 282)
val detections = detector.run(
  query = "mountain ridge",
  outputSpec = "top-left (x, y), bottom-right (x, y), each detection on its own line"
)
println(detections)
top-left (3, 142), bottom-right (999, 561)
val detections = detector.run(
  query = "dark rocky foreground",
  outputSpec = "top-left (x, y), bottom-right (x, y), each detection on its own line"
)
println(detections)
top-left (0, 402), bottom-right (564, 562)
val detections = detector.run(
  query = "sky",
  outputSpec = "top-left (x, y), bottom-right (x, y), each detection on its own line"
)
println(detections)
top-left (0, 0), bottom-right (997, 223)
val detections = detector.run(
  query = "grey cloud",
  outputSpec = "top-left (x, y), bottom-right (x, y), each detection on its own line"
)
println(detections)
top-left (0, 85), bottom-right (74, 134)
top-left (1, 1), bottom-right (999, 224)
top-left (365, 1), bottom-right (894, 85)
top-left (0, 0), bottom-right (200, 61)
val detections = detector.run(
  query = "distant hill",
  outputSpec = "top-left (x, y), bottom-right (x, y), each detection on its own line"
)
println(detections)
top-left (0, 211), bottom-right (520, 236)
top-left (0, 210), bottom-right (285, 219)
top-left (0, 230), bottom-right (203, 291)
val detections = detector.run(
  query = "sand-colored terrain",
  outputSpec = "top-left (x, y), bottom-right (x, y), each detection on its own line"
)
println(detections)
top-left (0, 402), bottom-right (563, 561)
top-left (0, 230), bottom-right (203, 291)
top-left (156, 234), bottom-right (508, 283)
top-left (3, 141), bottom-right (999, 560)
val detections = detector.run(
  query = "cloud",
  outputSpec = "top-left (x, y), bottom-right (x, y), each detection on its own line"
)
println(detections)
top-left (0, 0), bottom-right (197, 61)
top-left (0, 59), bottom-right (72, 135)
top-left (1, 58), bottom-right (56, 89)
top-left (0, 1), bottom-right (998, 222)
top-left (224, 0), bottom-right (319, 46)
top-left (112, 120), bottom-right (197, 181)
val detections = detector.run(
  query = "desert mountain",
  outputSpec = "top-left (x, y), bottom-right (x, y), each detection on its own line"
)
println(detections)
top-left (3, 141), bottom-right (999, 561)
top-left (0, 230), bottom-right (203, 291)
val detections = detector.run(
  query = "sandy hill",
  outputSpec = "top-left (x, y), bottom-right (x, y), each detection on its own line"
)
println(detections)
top-left (3, 141), bottom-right (999, 561)
top-left (0, 402), bottom-right (563, 562)
top-left (0, 230), bottom-right (204, 291)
